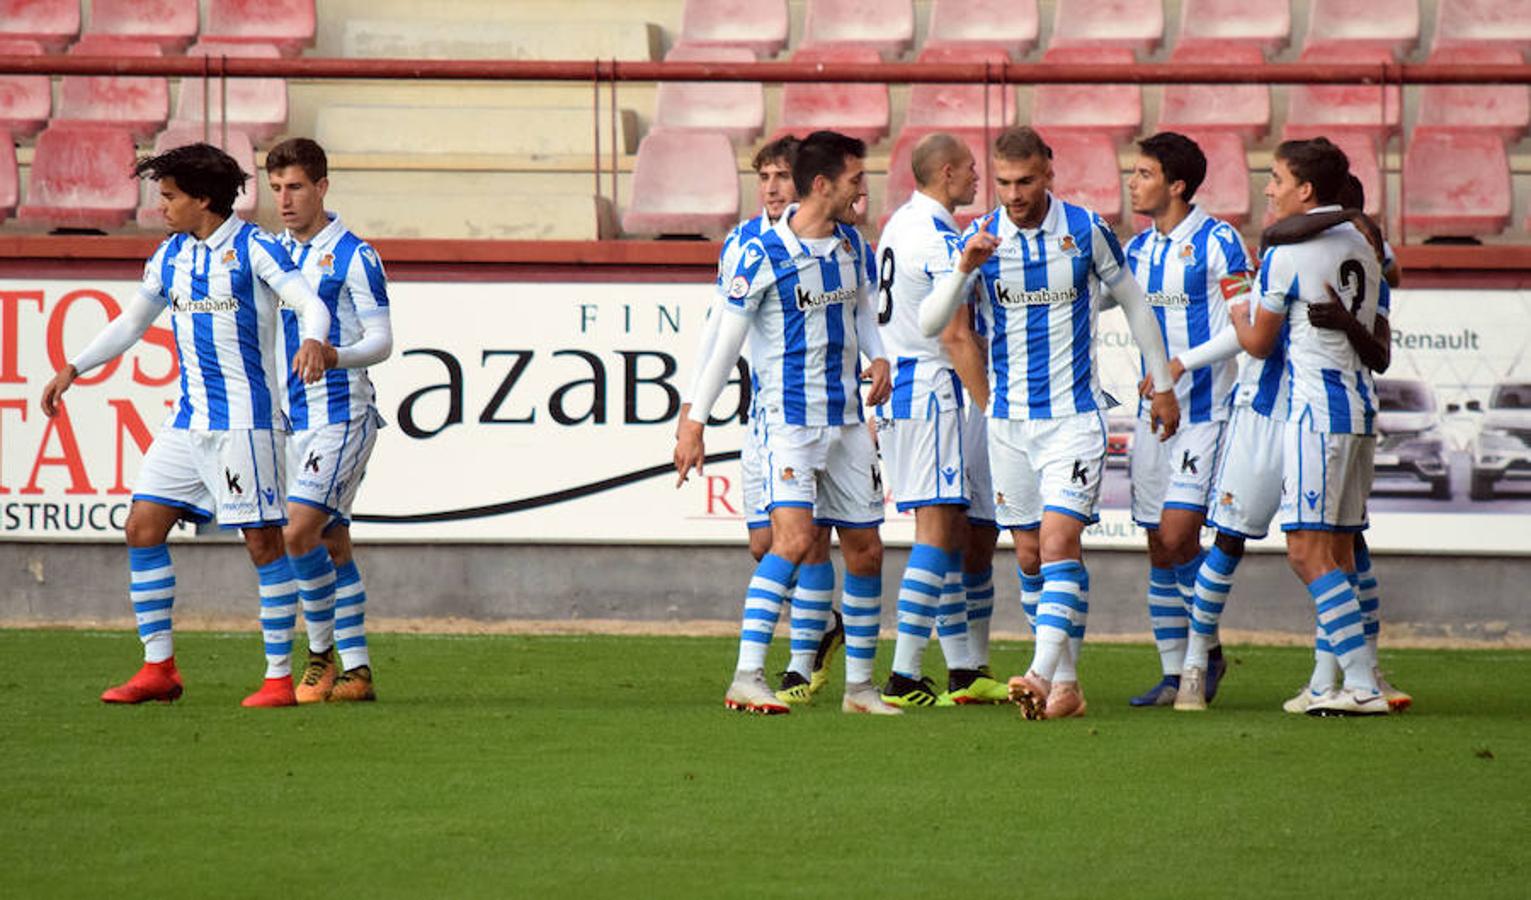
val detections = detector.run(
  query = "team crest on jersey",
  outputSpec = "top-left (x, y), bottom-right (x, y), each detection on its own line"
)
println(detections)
top-left (1179, 243), bottom-right (1196, 262)
top-left (1058, 234), bottom-right (1080, 257)
top-left (728, 275), bottom-right (750, 299)
top-left (220, 249), bottom-right (239, 268)
top-left (840, 238), bottom-right (853, 255)
top-left (318, 252), bottom-right (336, 274)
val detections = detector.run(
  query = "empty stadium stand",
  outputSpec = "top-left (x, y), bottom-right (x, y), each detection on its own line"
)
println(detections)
top-left (1157, 43), bottom-right (1270, 140)
top-left (1043, 131), bottom-right (1125, 222)
top-left (906, 45), bottom-right (1016, 131)
top-left (1032, 47), bottom-right (1142, 141)
top-left (1432, 0), bottom-right (1531, 51)
top-left (341, 19), bottom-right (660, 60)
top-left (1175, 129), bottom-right (1252, 227)
top-left (655, 45), bottom-right (764, 143)
top-left (802, 0), bottom-right (915, 57)
top-left (924, 0), bottom-right (1038, 56)
top-left (622, 129), bottom-right (738, 238)
top-left (206, 0), bottom-right (316, 57)
top-left (1285, 45), bottom-right (1403, 138)
top-left (0, 138), bottom-right (15, 222)
top-left (55, 37), bottom-right (168, 141)
top-left (1303, 0), bottom-right (1421, 56)
top-left (85, 0), bottom-right (200, 52)
top-left (0, 0), bottom-right (78, 52)
top-left (679, 0), bottom-right (788, 57)
top-left (174, 40), bottom-right (289, 145)
top-left (316, 105), bottom-right (636, 158)
top-left (1403, 129), bottom-right (1512, 238)
top-left (776, 45), bottom-right (890, 143)
top-left (0, 39), bottom-right (50, 138)
top-left (16, 124), bottom-right (139, 231)
top-left (1418, 46), bottom-right (1531, 142)
top-left (1176, 0), bottom-right (1290, 53)
top-left (1049, 0), bottom-right (1164, 52)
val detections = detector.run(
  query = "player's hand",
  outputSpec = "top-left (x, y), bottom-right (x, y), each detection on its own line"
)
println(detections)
top-left (674, 419), bottom-right (706, 487)
top-left (676, 402), bottom-right (693, 439)
top-left (1308, 284), bottom-right (1355, 331)
top-left (1139, 358), bottom-right (1186, 399)
top-left (40, 365), bottom-right (77, 418)
top-left (863, 357), bottom-right (892, 407)
top-left (292, 338), bottom-right (330, 384)
top-left (957, 213), bottom-right (1001, 273)
top-left (1149, 389), bottom-right (1180, 441)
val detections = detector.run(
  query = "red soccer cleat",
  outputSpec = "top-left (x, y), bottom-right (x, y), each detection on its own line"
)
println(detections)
top-left (101, 658), bottom-right (184, 704)
top-left (241, 676), bottom-right (298, 708)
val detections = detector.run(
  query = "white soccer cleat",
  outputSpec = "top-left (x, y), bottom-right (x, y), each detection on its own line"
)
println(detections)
top-left (724, 669), bottom-right (791, 715)
top-left (1282, 686), bottom-right (1324, 715)
top-left (1374, 666), bottom-right (1413, 712)
top-left (842, 681), bottom-right (903, 716)
top-left (1306, 685), bottom-right (1389, 717)
top-left (1174, 666), bottom-right (1207, 712)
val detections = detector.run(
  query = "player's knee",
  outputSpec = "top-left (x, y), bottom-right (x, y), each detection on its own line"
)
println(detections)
top-left (284, 525), bottom-right (320, 558)
top-left (123, 513), bottom-right (167, 548)
top-left (840, 529), bottom-right (883, 574)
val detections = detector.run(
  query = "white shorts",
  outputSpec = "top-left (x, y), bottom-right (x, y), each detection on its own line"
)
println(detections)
top-left (1280, 425), bottom-right (1373, 532)
top-left (740, 414), bottom-right (770, 529)
top-left (878, 407), bottom-right (970, 513)
top-left (286, 409), bottom-right (382, 526)
top-left (762, 421), bottom-right (884, 528)
top-left (987, 412), bottom-right (1106, 530)
top-left (1208, 405), bottom-right (1284, 539)
top-left (963, 410), bottom-right (996, 526)
top-left (1129, 418), bottom-right (1226, 528)
top-left (133, 426), bottom-right (287, 529)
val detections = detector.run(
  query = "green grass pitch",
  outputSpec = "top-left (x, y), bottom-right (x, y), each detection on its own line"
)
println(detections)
top-left (0, 630), bottom-right (1526, 898)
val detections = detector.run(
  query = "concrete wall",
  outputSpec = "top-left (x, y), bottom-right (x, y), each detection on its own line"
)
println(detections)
top-left (2, 542), bottom-right (1524, 646)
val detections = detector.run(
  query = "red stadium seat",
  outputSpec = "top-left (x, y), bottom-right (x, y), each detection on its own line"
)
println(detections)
top-left (906, 45), bottom-right (1016, 131)
top-left (1050, 0), bottom-right (1163, 53)
top-left (1433, 0), bottom-right (1531, 52)
top-left (776, 46), bottom-right (889, 144)
top-left (1304, 0), bottom-right (1420, 57)
top-left (1403, 129), bottom-right (1511, 239)
top-left (1157, 44), bottom-right (1270, 140)
top-left (0, 138), bottom-right (16, 221)
top-left (1032, 47), bottom-right (1141, 142)
top-left (0, 39), bottom-right (50, 138)
top-left (137, 125), bottom-right (257, 229)
top-left (1418, 46), bottom-right (1531, 142)
top-left (679, 0), bottom-right (788, 57)
top-left (1175, 131), bottom-right (1251, 227)
top-left (925, 0), bottom-right (1039, 56)
top-left (655, 45), bottom-right (763, 143)
top-left (1277, 127), bottom-right (1382, 219)
top-left (205, 0), bottom-right (315, 57)
top-left (1176, 0), bottom-right (1290, 53)
top-left (86, 0), bottom-right (200, 53)
top-left (17, 124), bottom-right (140, 231)
top-left (55, 38), bottom-right (169, 141)
top-left (174, 41), bottom-right (288, 145)
top-left (1041, 131), bottom-right (1124, 223)
top-left (882, 128), bottom-right (994, 226)
top-left (1285, 45), bottom-right (1401, 140)
top-left (0, 0), bottom-right (78, 52)
top-left (802, 0), bottom-right (915, 57)
top-left (622, 129), bottom-right (739, 238)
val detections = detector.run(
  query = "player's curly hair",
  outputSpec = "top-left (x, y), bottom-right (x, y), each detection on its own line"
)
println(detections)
top-left (1138, 132), bottom-right (1207, 202)
top-left (133, 143), bottom-right (248, 217)
top-left (752, 135), bottom-right (798, 173)
top-left (1275, 137), bottom-right (1350, 206)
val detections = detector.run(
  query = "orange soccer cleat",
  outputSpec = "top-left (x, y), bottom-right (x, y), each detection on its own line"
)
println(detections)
top-left (101, 658), bottom-right (184, 704)
top-left (294, 649), bottom-right (338, 704)
top-left (327, 665), bottom-right (376, 703)
top-left (241, 676), bottom-right (298, 708)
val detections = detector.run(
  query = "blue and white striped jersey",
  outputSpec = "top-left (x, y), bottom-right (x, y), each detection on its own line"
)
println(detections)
top-left (139, 216), bottom-right (305, 431)
top-left (877, 190), bottom-right (964, 419)
top-left (1124, 205), bottom-right (1250, 423)
top-left (717, 208), bottom-right (775, 288)
top-left (724, 208), bottom-right (878, 427)
top-left (1257, 209), bottom-right (1384, 435)
top-left (276, 214), bottom-right (390, 430)
top-left (958, 194), bottom-right (1129, 421)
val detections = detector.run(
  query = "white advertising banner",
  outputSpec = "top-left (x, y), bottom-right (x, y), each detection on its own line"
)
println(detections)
top-left (3, 278), bottom-right (1530, 554)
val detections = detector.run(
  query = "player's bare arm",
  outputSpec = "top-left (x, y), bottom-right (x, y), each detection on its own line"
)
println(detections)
top-left (941, 303), bottom-right (990, 412)
top-left (1309, 283), bottom-right (1391, 373)
top-left (1229, 298), bottom-right (1285, 359)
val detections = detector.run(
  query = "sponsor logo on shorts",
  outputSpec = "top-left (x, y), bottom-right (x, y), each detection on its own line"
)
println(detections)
top-left (780, 466), bottom-right (796, 482)
top-left (262, 487), bottom-right (277, 507)
top-left (941, 466), bottom-right (958, 486)
top-left (224, 468), bottom-right (243, 495)
top-left (1305, 489), bottom-right (1320, 510)
top-left (1070, 459), bottom-right (1090, 485)
top-left (305, 451), bottom-right (323, 474)
top-left (871, 464), bottom-right (883, 493)
top-left (1180, 450), bottom-right (1199, 475)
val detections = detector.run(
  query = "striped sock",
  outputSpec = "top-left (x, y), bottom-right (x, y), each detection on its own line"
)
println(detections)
top-left (1311, 628), bottom-right (1339, 693)
top-left (1019, 568), bottom-right (1043, 634)
top-left (935, 550), bottom-right (974, 672)
top-left (129, 545), bottom-right (175, 663)
top-left (736, 554), bottom-right (795, 672)
top-left (333, 560), bottom-right (372, 671)
top-left (1052, 564), bottom-right (1090, 684)
top-left (1030, 559), bottom-right (1086, 682)
top-left (842, 572), bottom-right (882, 685)
top-left (1185, 547), bottom-right (1239, 671)
top-left (890, 543), bottom-right (945, 679)
top-left (787, 561), bottom-right (835, 679)
top-left (1355, 543), bottom-right (1381, 654)
top-left (963, 567), bottom-right (995, 668)
top-left (1310, 569), bottom-right (1377, 691)
top-left (256, 557), bottom-right (300, 679)
top-left (291, 546), bottom-right (338, 655)
top-left (1148, 565), bottom-right (1187, 676)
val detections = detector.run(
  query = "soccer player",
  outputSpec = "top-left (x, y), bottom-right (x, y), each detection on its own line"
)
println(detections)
top-left (1228, 137), bottom-right (1389, 716)
top-left (266, 138), bottom-right (393, 703)
top-left (920, 126), bottom-right (1181, 720)
top-left (874, 132), bottom-right (1008, 707)
top-left (1119, 132), bottom-right (1250, 707)
top-left (39, 143), bottom-right (333, 708)
top-left (674, 130), bottom-right (898, 716)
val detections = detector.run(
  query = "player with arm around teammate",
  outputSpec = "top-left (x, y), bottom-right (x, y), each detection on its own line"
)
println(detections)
top-left (919, 126), bottom-right (1181, 719)
top-left (40, 143), bottom-right (333, 708)
top-left (675, 131), bottom-right (898, 716)
top-left (266, 138), bottom-right (393, 703)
